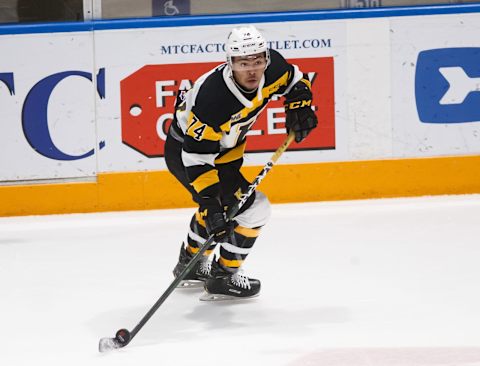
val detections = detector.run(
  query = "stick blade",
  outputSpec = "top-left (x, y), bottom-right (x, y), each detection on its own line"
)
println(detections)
top-left (99, 328), bottom-right (131, 352)
top-left (99, 337), bottom-right (122, 352)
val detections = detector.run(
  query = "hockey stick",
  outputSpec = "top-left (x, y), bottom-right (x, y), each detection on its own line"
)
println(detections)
top-left (98, 131), bottom-right (295, 352)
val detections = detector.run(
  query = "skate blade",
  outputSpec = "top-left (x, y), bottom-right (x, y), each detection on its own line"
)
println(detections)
top-left (199, 291), bottom-right (259, 301)
top-left (177, 280), bottom-right (204, 289)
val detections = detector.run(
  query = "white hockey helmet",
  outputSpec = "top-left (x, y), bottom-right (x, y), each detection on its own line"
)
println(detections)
top-left (226, 25), bottom-right (270, 69)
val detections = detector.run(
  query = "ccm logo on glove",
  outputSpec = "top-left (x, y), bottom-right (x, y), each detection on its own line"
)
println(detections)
top-left (285, 99), bottom-right (312, 110)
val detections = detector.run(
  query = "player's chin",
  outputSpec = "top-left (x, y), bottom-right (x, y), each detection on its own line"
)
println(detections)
top-left (246, 80), bottom-right (260, 89)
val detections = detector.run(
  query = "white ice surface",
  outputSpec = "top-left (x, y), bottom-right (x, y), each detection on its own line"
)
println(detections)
top-left (1, 195), bottom-right (480, 366)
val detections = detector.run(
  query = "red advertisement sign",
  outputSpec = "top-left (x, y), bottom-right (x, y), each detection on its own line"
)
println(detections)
top-left (120, 57), bottom-right (335, 157)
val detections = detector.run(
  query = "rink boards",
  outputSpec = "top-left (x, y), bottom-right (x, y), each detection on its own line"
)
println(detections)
top-left (1, 5), bottom-right (480, 215)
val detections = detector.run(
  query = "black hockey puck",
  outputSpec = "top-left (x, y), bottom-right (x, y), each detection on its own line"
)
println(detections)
top-left (115, 328), bottom-right (131, 345)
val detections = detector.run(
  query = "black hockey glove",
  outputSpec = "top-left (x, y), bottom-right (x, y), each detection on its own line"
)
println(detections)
top-left (200, 201), bottom-right (233, 242)
top-left (284, 81), bottom-right (318, 143)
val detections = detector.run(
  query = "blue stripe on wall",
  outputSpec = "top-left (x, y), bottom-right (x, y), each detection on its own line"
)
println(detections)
top-left (0, 3), bottom-right (479, 35)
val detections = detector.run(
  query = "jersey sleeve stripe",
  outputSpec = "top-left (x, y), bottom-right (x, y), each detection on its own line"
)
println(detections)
top-left (214, 141), bottom-right (246, 164)
top-left (190, 169), bottom-right (220, 194)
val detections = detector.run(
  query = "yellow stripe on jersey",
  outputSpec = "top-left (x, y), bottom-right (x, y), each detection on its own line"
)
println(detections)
top-left (265, 71), bottom-right (291, 96)
top-left (214, 141), bottom-right (247, 164)
top-left (234, 225), bottom-right (260, 238)
top-left (190, 169), bottom-right (219, 193)
top-left (219, 257), bottom-right (243, 268)
top-left (220, 120), bottom-right (232, 132)
top-left (186, 113), bottom-right (222, 142)
top-left (227, 71), bottom-right (290, 124)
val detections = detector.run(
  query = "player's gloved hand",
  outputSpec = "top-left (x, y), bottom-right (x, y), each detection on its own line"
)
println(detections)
top-left (200, 202), bottom-right (233, 242)
top-left (284, 82), bottom-right (318, 143)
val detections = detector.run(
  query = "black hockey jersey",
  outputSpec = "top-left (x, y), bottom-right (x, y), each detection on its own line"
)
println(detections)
top-left (169, 49), bottom-right (306, 199)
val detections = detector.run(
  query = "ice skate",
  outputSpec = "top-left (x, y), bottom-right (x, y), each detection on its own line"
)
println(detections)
top-left (200, 260), bottom-right (260, 301)
top-left (173, 246), bottom-right (211, 288)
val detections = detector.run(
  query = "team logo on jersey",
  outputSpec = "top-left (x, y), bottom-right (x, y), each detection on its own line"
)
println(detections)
top-left (415, 48), bottom-right (480, 123)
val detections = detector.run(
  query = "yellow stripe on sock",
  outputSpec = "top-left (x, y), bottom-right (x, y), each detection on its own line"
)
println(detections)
top-left (187, 245), bottom-right (199, 254)
top-left (187, 245), bottom-right (213, 256)
top-left (219, 257), bottom-right (243, 268)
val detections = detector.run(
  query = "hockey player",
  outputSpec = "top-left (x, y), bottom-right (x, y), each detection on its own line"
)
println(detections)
top-left (164, 25), bottom-right (318, 300)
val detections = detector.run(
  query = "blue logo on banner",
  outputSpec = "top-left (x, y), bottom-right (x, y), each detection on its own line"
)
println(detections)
top-left (415, 47), bottom-right (480, 123)
top-left (0, 72), bottom-right (15, 95)
top-left (22, 69), bottom-right (106, 161)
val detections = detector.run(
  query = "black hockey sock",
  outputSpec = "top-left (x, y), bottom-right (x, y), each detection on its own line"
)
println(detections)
top-left (218, 225), bottom-right (260, 271)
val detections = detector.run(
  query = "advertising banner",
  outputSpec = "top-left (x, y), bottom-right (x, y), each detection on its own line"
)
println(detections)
top-left (390, 13), bottom-right (480, 157)
top-left (0, 32), bottom-right (98, 182)
top-left (0, 21), bottom-right (346, 181)
top-left (3, 13), bottom-right (480, 184)
top-left (94, 21), bottom-right (347, 173)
